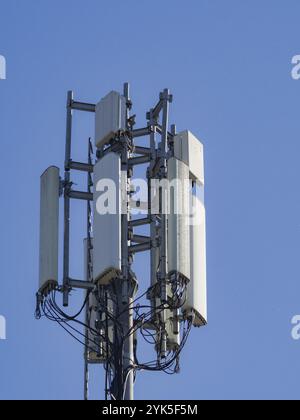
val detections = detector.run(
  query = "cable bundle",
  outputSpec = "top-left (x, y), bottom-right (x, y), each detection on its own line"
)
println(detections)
top-left (36, 276), bottom-right (192, 401)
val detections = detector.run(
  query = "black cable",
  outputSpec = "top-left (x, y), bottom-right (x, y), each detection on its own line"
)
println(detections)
top-left (38, 276), bottom-right (193, 397)
top-left (43, 298), bottom-right (112, 356)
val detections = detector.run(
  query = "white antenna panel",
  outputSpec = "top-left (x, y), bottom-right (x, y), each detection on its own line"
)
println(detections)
top-left (39, 166), bottom-right (59, 294)
top-left (167, 157), bottom-right (191, 281)
top-left (173, 130), bottom-right (204, 184)
top-left (93, 153), bottom-right (122, 285)
top-left (95, 91), bottom-right (127, 149)
top-left (184, 194), bottom-right (207, 326)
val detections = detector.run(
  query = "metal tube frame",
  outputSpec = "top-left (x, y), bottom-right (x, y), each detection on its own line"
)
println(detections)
top-left (84, 138), bottom-right (94, 400)
top-left (63, 91), bottom-right (73, 307)
top-left (60, 84), bottom-right (174, 400)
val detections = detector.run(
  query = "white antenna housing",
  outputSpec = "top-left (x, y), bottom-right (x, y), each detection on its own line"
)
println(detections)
top-left (93, 153), bottom-right (122, 285)
top-left (39, 166), bottom-right (59, 294)
top-left (95, 91), bottom-right (127, 149)
top-left (167, 157), bottom-right (191, 281)
top-left (173, 130), bottom-right (204, 184)
top-left (184, 193), bottom-right (207, 326)
top-left (170, 131), bottom-right (207, 327)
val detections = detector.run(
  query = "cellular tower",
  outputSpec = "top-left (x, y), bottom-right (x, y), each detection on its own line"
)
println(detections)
top-left (36, 84), bottom-right (207, 401)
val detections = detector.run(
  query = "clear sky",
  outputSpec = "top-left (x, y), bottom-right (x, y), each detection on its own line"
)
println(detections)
top-left (0, 0), bottom-right (300, 400)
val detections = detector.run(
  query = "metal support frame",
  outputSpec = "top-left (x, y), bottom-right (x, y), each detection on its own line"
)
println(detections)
top-left (132, 235), bottom-right (151, 244)
top-left (128, 156), bottom-right (150, 167)
top-left (71, 100), bottom-right (96, 113)
top-left (158, 89), bottom-right (172, 358)
top-left (68, 190), bottom-right (93, 201)
top-left (69, 160), bottom-right (93, 173)
top-left (69, 278), bottom-right (94, 290)
top-left (63, 93), bottom-right (96, 309)
top-left (84, 139), bottom-right (94, 400)
top-left (63, 91), bottom-right (73, 307)
top-left (129, 217), bottom-right (150, 228)
top-left (131, 127), bottom-right (152, 139)
top-left (118, 82), bottom-right (134, 401)
top-left (44, 84), bottom-right (182, 401)
top-left (133, 146), bottom-right (151, 156)
top-left (129, 242), bottom-right (152, 254)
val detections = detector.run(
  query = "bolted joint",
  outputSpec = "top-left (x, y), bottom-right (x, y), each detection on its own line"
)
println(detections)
top-left (127, 167), bottom-right (133, 179)
top-left (128, 229), bottom-right (134, 241)
top-left (60, 179), bottom-right (72, 195)
top-left (159, 166), bottom-right (168, 178)
top-left (59, 178), bottom-right (64, 197)
top-left (160, 89), bottom-right (173, 103)
top-left (64, 156), bottom-right (73, 171)
top-left (67, 96), bottom-right (73, 109)
top-left (128, 114), bottom-right (136, 127)
top-left (125, 272), bottom-right (138, 299)
top-left (151, 237), bottom-right (160, 249)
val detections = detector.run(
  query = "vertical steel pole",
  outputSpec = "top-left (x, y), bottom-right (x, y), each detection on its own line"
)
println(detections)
top-left (84, 139), bottom-right (93, 401)
top-left (148, 110), bottom-right (158, 318)
top-left (160, 89), bottom-right (170, 286)
top-left (110, 83), bottom-right (134, 401)
top-left (122, 82), bottom-right (134, 401)
top-left (160, 89), bottom-right (171, 357)
top-left (63, 90), bottom-right (73, 307)
top-left (84, 291), bottom-right (89, 400)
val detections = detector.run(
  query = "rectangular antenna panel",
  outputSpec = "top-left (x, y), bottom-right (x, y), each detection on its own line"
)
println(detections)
top-left (95, 91), bottom-right (127, 149)
top-left (39, 166), bottom-right (59, 294)
top-left (173, 130), bottom-right (204, 184)
top-left (167, 157), bottom-right (191, 281)
top-left (184, 193), bottom-right (207, 327)
top-left (93, 153), bottom-right (122, 285)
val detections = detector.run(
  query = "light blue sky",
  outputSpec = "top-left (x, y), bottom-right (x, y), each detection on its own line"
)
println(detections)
top-left (1, 0), bottom-right (300, 400)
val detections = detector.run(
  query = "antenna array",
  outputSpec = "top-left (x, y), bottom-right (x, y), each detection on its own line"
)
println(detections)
top-left (36, 84), bottom-right (207, 401)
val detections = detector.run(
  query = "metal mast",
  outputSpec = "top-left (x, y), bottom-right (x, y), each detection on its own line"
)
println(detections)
top-left (36, 83), bottom-right (207, 401)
